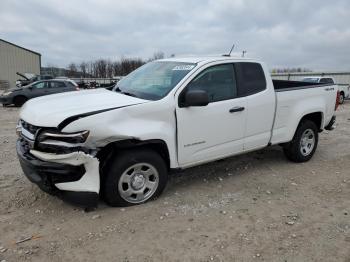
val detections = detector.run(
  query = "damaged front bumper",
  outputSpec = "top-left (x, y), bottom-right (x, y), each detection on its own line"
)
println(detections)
top-left (16, 139), bottom-right (100, 208)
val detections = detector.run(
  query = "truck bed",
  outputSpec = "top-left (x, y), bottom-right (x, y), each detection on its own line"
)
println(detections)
top-left (270, 80), bottom-right (337, 145)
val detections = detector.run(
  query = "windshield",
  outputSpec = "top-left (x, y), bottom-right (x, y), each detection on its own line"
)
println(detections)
top-left (114, 61), bottom-right (196, 100)
top-left (302, 78), bottom-right (319, 83)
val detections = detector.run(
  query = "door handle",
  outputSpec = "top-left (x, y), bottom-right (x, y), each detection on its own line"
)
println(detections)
top-left (229, 106), bottom-right (245, 113)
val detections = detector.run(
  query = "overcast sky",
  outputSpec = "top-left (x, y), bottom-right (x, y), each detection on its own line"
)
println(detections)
top-left (1, 0), bottom-right (349, 70)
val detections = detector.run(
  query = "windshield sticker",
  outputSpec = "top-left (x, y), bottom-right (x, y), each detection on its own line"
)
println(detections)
top-left (172, 65), bottom-right (195, 71)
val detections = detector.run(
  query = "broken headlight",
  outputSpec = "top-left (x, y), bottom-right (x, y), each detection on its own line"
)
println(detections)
top-left (16, 120), bottom-right (22, 137)
top-left (37, 130), bottom-right (90, 145)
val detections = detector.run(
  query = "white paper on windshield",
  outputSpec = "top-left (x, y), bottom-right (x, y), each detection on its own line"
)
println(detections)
top-left (172, 65), bottom-right (195, 71)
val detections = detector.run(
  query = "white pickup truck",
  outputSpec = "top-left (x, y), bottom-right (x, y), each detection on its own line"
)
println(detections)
top-left (16, 56), bottom-right (339, 208)
top-left (302, 76), bottom-right (349, 104)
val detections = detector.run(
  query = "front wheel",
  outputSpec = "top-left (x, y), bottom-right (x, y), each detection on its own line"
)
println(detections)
top-left (13, 96), bottom-right (28, 107)
top-left (283, 120), bottom-right (318, 162)
top-left (103, 149), bottom-right (168, 207)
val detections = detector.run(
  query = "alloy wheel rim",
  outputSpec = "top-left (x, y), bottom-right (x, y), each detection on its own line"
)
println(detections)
top-left (118, 163), bottom-right (159, 204)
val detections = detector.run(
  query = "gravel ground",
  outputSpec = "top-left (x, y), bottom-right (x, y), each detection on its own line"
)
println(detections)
top-left (0, 102), bottom-right (349, 262)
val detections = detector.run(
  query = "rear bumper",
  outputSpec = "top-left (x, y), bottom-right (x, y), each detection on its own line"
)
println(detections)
top-left (16, 139), bottom-right (99, 208)
top-left (325, 116), bottom-right (336, 131)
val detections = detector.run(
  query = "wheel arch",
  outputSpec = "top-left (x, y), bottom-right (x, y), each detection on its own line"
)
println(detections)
top-left (13, 95), bottom-right (28, 106)
top-left (97, 139), bottom-right (171, 173)
top-left (298, 112), bottom-right (323, 132)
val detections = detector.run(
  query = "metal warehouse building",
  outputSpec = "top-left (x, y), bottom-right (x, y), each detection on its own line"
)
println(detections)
top-left (0, 39), bottom-right (41, 90)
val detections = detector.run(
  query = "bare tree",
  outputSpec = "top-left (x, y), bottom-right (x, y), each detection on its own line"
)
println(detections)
top-left (67, 63), bottom-right (78, 77)
top-left (65, 52), bottom-right (164, 78)
top-left (95, 59), bottom-right (107, 77)
top-left (150, 51), bottom-right (165, 61)
top-left (106, 60), bottom-right (114, 78)
top-left (67, 63), bottom-right (77, 72)
top-left (88, 61), bottom-right (95, 77)
top-left (79, 62), bottom-right (88, 77)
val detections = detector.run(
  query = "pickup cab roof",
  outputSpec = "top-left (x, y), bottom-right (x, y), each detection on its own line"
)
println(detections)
top-left (160, 55), bottom-right (258, 65)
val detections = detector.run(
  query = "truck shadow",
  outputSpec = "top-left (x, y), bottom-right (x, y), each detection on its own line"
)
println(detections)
top-left (95, 146), bottom-right (289, 211)
top-left (165, 145), bottom-right (288, 195)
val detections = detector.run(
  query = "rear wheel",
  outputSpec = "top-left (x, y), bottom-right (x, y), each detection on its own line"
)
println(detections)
top-left (283, 120), bottom-right (318, 162)
top-left (13, 96), bottom-right (28, 107)
top-left (103, 148), bottom-right (168, 207)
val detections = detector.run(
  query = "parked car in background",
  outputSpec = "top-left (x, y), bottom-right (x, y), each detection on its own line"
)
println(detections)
top-left (0, 79), bottom-right (79, 107)
top-left (16, 72), bottom-right (53, 87)
top-left (302, 76), bottom-right (349, 104)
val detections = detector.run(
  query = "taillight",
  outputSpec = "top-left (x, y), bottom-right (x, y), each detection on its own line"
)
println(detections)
top-left (335, 90), bottom-right (340, 111)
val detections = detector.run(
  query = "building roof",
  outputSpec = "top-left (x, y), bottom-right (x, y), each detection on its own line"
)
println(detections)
top-left (0, 38), bottom-right (41, 57)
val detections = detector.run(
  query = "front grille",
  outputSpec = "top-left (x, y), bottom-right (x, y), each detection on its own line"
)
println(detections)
top-left (19, 120), bottom-right (81, 154)
top-left (19, 119), bottom-right (41, 150)
top-left (19, 138), bottom-right (32, 153)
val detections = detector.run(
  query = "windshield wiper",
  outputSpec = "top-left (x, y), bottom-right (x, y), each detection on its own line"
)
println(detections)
top-left (121, 91), bottom-right (137, 97)
top-left (115, 86), bottom-right (137, 98)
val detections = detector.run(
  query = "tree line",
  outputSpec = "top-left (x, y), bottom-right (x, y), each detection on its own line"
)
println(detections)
top-left (66, 51), bottom-right (168, 78)
top-left (271, 68), bottom-right (312, 74)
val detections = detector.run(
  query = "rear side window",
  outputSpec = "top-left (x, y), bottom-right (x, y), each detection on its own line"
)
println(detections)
top-left (235, 62), bottom-right (266, 96)
top-left (67, 81), bottom-right (78, 87)
top-left (50, 81), bottom-right (66, 88)
top-left (320, 78), bottom-right (334, 84)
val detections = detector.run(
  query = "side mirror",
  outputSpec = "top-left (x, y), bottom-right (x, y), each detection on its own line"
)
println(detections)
top-left (183, 89), bottom-right (209, 107)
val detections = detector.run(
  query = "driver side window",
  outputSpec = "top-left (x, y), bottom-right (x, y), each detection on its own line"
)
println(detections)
top-left (185, 64), bottom-right (237, 103)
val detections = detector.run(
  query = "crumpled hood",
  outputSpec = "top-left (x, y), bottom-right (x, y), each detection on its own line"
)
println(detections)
top-left (20, 89), bottom-right (148, 127)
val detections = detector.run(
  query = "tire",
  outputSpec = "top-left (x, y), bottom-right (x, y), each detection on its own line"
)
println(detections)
top-left (13, 96), bottom-right (28, 107)
top-left (339, 92), bottom-right (345, 104)
top-left (103, 148), bottom-right (168, 207)
top-left (283, 120), bottom-right (318, 163)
